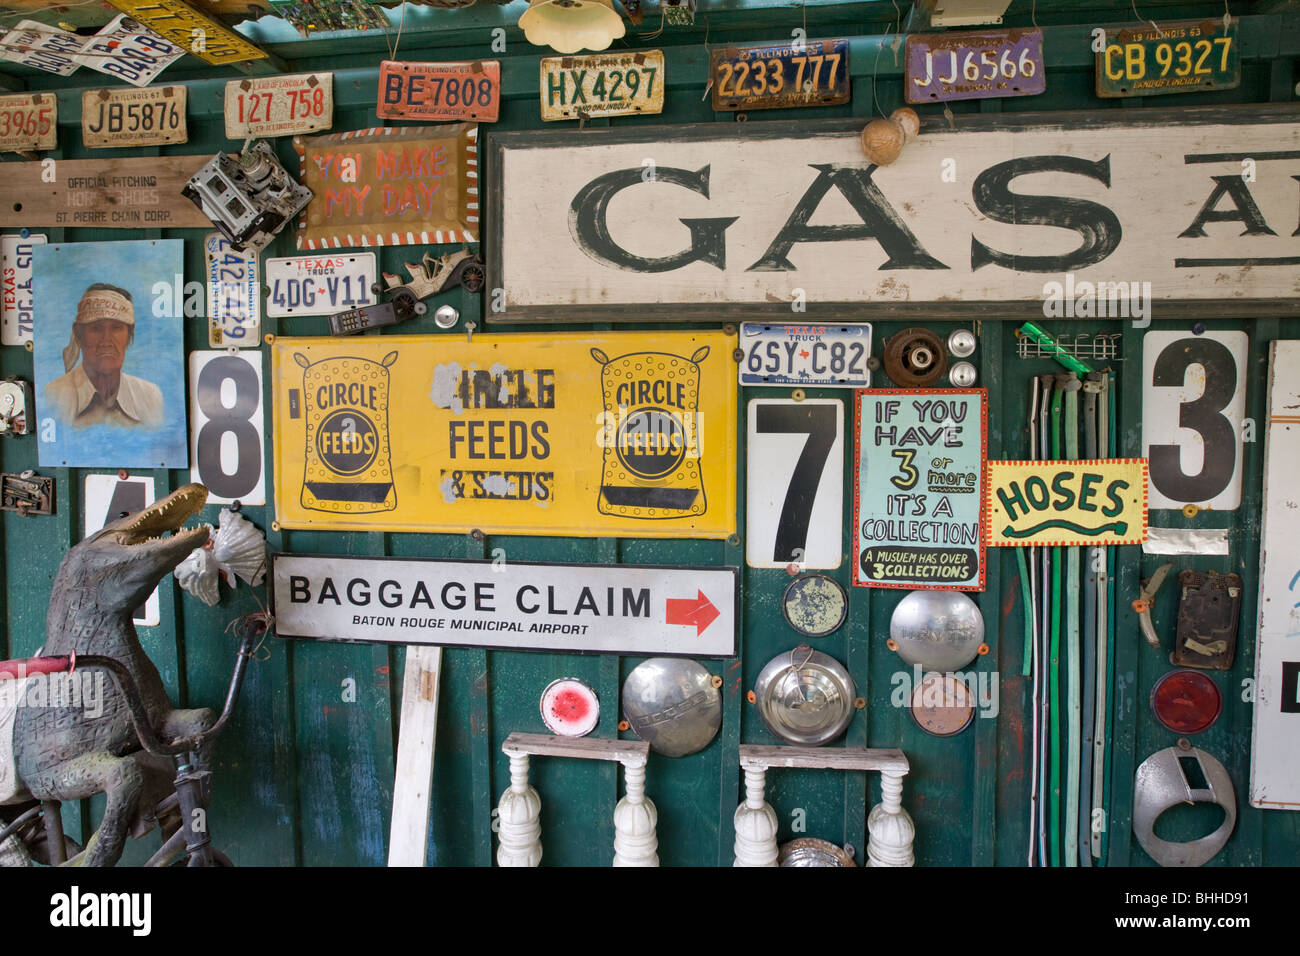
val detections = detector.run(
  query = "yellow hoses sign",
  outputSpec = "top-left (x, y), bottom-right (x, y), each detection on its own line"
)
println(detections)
top-left (984, 459), bottom-right (1149, 547)
top-left (269, 331), bottom-right (737, 536)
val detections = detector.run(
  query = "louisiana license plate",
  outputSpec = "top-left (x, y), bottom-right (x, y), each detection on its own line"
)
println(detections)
top-left (711, 39), bottom-right (849, 111)
top-left (205, 234), bottom-right (259, 348)
top-left (739, 322), bottom-right (872, 387)
top-left (265, 253), bottom-right (377, 318)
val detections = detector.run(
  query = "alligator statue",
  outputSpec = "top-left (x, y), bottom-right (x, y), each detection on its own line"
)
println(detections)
top-left (0, 483), bottom-right (211, 866)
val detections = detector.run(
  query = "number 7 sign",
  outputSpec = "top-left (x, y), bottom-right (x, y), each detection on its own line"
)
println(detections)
top-left (746, 398), bottom-right (844, 569)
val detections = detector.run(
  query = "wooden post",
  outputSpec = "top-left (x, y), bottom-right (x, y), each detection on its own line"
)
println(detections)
top-left (387, 646), bottom-right (442, 867)
top-left (496, 752), bottom-right (542, 867)
top-left (866, 771), bottom-right (916, 867)
top-left (612, 755), bottom-right (658, 866)
top-left (732, 766), bottom-right (778, 867)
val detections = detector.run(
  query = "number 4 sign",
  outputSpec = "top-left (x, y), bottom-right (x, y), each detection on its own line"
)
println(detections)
top-left (747, 398), bottom-right (843, 569)
top-left (189, 351), bottom-right (265, 506)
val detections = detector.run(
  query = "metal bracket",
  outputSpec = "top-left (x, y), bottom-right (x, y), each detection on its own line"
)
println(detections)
top-left (1132, 562), bottom-right (1174, 649)
top-left (1134, 739), bottom-right (1236, 867)
top-left (1, 471), bottom-right (54, 516)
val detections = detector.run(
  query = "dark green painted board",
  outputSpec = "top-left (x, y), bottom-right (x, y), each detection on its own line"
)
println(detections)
top-left (0, 8), bottom-right (1296, 866)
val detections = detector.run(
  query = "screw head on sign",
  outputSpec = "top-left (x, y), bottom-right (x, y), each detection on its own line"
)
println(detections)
top-left (117, 469), bottom-right (128, 480)
top-left (792, 388), bottom-right (805, 402)
top-left (618, 720), bottom-right (630, 732)
top-left (785, 562), bottom-right (801, 576)
top-left (733, 348), bottom-right (745, 362)
top-left (711, 675), bottom-right (723, 688)
top-left (746, 690), bottom-right (756, 704)
top-left (978, 643), bottom-right (990, 655)
top-left (1192, 323), bottom-right (1207, 336)
top-left (854, 697), bottom-right (866, 710)
top-left (1182, 503), bottom-right (1200, 518)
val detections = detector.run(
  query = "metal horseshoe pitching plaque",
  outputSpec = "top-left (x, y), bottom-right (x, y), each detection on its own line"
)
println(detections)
top-left (268, 331), bottom-right (737, 537)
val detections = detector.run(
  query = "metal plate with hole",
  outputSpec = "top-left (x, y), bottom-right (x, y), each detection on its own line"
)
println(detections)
top-left (1151, 669), bottom-right (1223, 734)
top-left (754, 646), bottom-right (855, 745)
top-left (621, 658), bottom-right (722, 757)
top-left (782, 574), bottom-right (848, 637)
top-left (540, 677), bottom-right (600, 737)
top-left (909, 672), bottom-right (975, 737)
top-left (778, 838), bottom-right (857, 866)
top-left (883, 327), bottom-right (948, 387)
top-left (889, 589), bottom-right (986, 671)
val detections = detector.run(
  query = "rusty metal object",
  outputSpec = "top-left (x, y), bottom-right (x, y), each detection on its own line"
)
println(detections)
top-left (378, 248), bottom-right (486, 303)
top-left (1171, 570), bottom-right (1242, 670)
top-left (0, 472), bottom-right (53, 516)
top-left (883, 328), bottom-right (947, 387)
top-left (1133, 562), bottom-right (1174, 649)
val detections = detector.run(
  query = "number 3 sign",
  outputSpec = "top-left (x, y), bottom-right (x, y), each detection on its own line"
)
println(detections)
top-left (1142, 330), bottom-right (1247, 511)
top-left (189, 351), bottom-right (265, 505)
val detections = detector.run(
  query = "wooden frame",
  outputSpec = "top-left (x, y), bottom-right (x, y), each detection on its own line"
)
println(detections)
top-left (486, 103), bottom-right (1300, 323)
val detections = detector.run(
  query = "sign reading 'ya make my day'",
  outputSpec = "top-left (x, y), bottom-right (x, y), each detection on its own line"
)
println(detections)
top-left (487, 107), bottom-right (1300, 320)
top-left (984, 459), bottom-right (1149, 547)
top-left (854, 389), bottom-right (987, 590)
top-left (273, 555), bottom-right (738, 657)
top-left (269, 331), bottom-right (737, 537)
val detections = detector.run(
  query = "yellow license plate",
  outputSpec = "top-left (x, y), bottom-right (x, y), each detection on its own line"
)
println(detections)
top-left (540, 51), bottom-right (665, 121)
top-left (270, 330), bottom-right (737, 537)
top-left (107, 0), bottom-right (267, 65)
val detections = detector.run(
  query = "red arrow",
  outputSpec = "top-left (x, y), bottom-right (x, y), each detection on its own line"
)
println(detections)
top-left (666, 590), bottom-right (720, 637)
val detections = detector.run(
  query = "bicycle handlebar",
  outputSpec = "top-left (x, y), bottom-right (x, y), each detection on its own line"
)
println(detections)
top-left (0, 615), bottom-right (267, 758)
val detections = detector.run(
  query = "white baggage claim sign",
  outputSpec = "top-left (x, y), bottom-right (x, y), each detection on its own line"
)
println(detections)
top-left (273, 555), bottom-right (737, 657)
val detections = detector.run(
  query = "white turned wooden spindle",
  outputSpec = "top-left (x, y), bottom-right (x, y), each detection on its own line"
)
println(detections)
top-left (733, 765), bottom-right (779, 867)
top-left (613, 758), bottom-right (659, 867)
top-left (496, 752), bottom-right (542, 867)
top-left (866, 770), bottom-right (915, 867)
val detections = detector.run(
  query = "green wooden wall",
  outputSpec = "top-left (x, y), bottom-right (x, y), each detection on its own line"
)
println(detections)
top-left (2, 4), bottom-right (1298, 866)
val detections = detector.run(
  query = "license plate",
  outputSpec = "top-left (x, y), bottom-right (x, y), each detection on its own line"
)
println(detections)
top-left (378, 60), bottom-right (500, 123)
top-left (265, 253), bottom-right (376, 318)
top-left (82, 86), bottom-right (186, 148)
top-left (206, 235), bottom-right (260, 348)
top-left (225, 72), bottom-right (332, 139)
top-left (540, 51), bottom-right (665, 121)
top-left (75, 13), bottom-right (185, 87)
top-left (0, 93), bottom-right (56, 152)
top-left (0, 20), bottom-right (81, 76)
top-left (1096, 19), bottom-right (1239, 98)
top-left (906, 29), bottom-right (1045, 104)
top-left (105, 0), bottom-right (267, 65)
top-left (711, 39), bottom-right (849, 111)
top-left (739, 322), bottom-right (872, 387)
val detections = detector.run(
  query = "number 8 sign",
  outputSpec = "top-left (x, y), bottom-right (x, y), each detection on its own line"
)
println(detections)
top-left (189, 351), bottom-right (265, 506)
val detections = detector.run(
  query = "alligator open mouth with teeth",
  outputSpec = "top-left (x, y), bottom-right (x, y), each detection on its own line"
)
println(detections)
top-left (2, 483), bottom-right (219, 866)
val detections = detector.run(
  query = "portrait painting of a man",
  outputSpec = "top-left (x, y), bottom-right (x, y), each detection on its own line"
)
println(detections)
top-left (34, 239), bottom-right (186, 469)
top-left (45, 284), bottom-right (165, 429)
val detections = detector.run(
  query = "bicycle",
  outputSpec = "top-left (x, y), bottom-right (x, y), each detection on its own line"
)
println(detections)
top-left (0, 613), bottom-right (266, 867)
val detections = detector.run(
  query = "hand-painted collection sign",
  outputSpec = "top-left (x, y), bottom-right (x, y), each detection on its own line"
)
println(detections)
top-left (294, 124), bottom-right (479, 250)
top-left (1097, 19), bottom-right (1239, 98)
top-left (487, 107), bottom-right (1300, 320)
top-left (540, 51), bottom-right (665, 121)
top-left (0, 93), bottom-right (56, 152)
top-left (905, 29), bottom-right (1044, 103)
top-left (710, 39), bottom-right (849, 111)
top-left (0, 156), bottom-right (211, 229)
top-left (378, 60), bottom-right (500, 123)
top-left (82, 87), bottom-right (187, 149)
top-left (106, 0), bottom-right (268, 65)
top-left (273, 555), bottom-right (738, 657)
top-left (853, 389), bottom-right (987, 590)
top-left (268, 331), bottom-right (737, 537)
top-left (984, 459), bottom-right (1149, 547)
top-left (1, 233), bottom-right (44, 346)
top-left (225, 73), bottom-right (333, 139)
